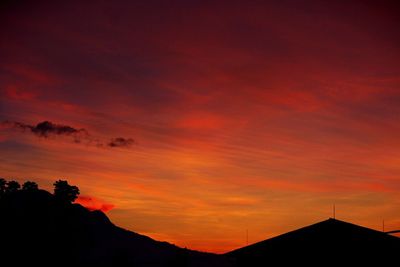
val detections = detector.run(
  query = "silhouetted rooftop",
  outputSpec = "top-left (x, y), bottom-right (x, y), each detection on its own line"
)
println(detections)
top-left (228, 218), bottom-right (400, 266)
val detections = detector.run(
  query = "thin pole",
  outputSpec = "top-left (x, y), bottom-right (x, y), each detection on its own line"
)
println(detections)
top-left (333, 204), bottom-right (336, 219)
top-left (383, 220), bottom-right (385, 232)
top-left (246, 229), bottom-right (248, 246)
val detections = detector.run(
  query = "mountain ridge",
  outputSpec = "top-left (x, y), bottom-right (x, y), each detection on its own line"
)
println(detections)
top-left (0, 189), bottom-right (232, 267)
top-left (1, 188), bottom-right (399, 266)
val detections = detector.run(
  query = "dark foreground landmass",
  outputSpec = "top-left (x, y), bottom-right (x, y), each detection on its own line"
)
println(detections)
top-left (0, 189), bottom-right (232, 267)
top-left (1, 188), bottom-right (399, 266)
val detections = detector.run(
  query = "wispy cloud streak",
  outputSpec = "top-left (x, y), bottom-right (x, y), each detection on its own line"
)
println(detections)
top-left (1, 120), bottom-right (135, 148)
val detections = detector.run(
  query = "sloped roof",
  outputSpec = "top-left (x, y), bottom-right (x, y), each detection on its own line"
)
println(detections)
top-left (227, 218), bottom-right (400, 266)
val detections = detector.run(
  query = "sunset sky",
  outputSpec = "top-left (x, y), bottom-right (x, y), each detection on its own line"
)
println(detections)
top-left (1, 0), bottom-right (400, 253)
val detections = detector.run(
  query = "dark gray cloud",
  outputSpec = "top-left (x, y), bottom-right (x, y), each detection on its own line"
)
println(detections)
top-left (4, 120), bottom-right (88, 138)
top-left (108, 137), bottom-right (135, 148)
top-left (1, 120), bottom-right (135, 148)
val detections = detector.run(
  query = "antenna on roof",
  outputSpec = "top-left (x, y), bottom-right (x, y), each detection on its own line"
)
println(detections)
top-left (333, 204), bottom-right (336, 219)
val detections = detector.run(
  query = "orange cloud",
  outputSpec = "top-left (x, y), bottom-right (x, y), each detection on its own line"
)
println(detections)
top-left (75, 195), bottom-right (115, 213)
top-left (176, 112), bottom-right (225, 130)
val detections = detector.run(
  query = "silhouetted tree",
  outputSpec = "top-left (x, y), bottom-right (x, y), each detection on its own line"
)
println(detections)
top-left (0, 178), bottom-right (6, 197)
top-left (6, 180), bottom-right (21, 193)
top-left (22, 181), bottom-right (39, 191)
top-left (53, 180), bottom-right (79, 203)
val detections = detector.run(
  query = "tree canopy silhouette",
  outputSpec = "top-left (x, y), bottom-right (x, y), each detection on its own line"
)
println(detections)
top-left (6, 180), bottom-right (20, 194)
top-left (0, 178), bottom-right (6, 197)
top-left (53, 180), bottom-right (80, 203)
top-left (22, 181), bottom-right (39, 191)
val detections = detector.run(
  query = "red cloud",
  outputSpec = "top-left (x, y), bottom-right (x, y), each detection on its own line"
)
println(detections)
top-left (5, 85), bottom-right (36, 101)
top-left (75, 195), bottom-right (115, 213)
top-left (5, 64), bottom-right (58, 85)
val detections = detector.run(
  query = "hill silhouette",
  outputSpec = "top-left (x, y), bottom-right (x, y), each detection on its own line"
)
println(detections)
top-left (0, 186), bottom-right (232, 267)
top-left (1, 179), bottom-right (399, 266)
top-left (227, 218), bottom-right (400, 266)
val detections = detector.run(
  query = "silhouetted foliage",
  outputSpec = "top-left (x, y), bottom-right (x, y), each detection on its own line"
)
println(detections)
top-left (53, 180), bottom-right (80, 203)
top-left (0, 178), bottom-right (6, 196)
top-left (22, 181), bottom-right (39, 191)
top-left (6, 180), bottom-right (20, 193)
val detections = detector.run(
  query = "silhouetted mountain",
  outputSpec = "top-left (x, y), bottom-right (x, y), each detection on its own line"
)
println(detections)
top-left (2, 189), bottom-right (399, 267)
top-left (0, 189), bottom-right (232, 267)
top-left (227, 218), bottom-right (400, 266)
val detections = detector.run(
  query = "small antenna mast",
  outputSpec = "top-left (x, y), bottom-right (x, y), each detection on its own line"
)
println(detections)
top-left (333, 204), bottom-right (336, 219)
